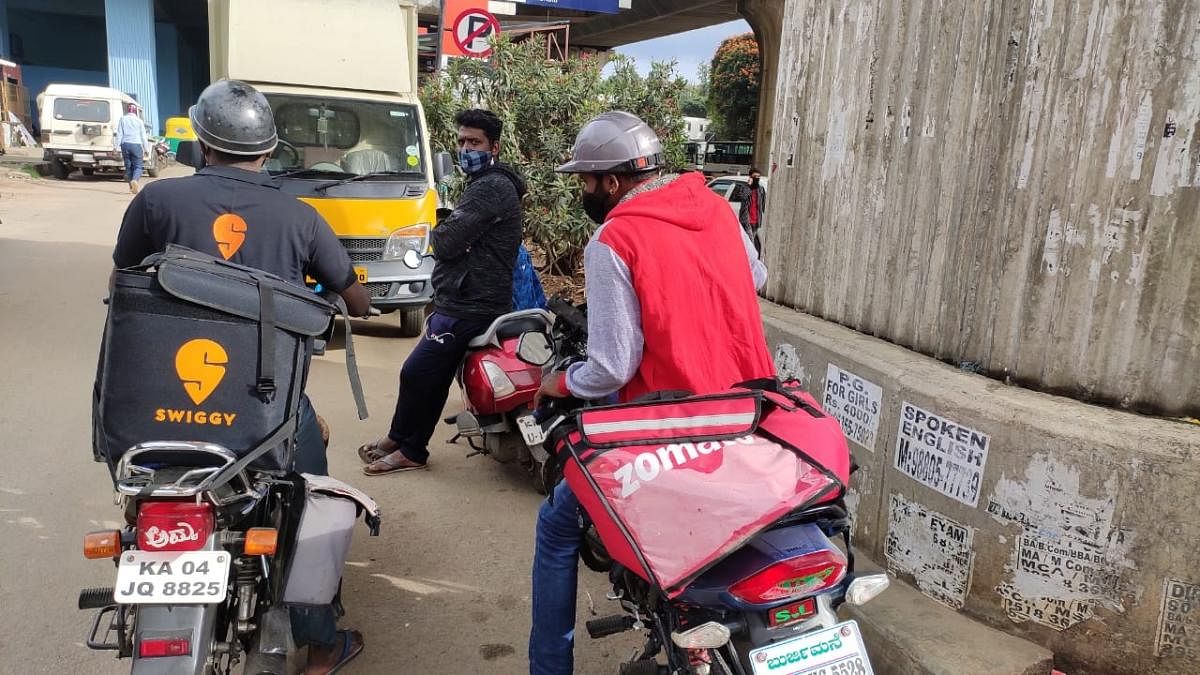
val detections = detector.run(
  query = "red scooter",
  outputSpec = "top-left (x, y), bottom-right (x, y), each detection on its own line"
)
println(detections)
top-left (446, 307), bottom-right (561, 492)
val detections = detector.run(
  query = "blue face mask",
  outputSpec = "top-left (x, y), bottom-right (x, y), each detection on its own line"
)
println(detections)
top-left (458, 148), bottom-right (493, 175)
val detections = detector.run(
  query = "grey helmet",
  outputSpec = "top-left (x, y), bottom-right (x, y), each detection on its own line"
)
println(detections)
top-left (556, 111), bottom-right (664, 174)
top-left (189, 80), bottom-right (278, 156)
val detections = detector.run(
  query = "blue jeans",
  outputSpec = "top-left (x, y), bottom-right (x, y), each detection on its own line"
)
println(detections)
top-left (120, 142), bottom-right (144, 181)
top-left (530, 481), bottom-right (585, 675)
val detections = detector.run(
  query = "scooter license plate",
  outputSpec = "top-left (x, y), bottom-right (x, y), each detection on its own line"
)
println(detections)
top-left (748, 620), bottom-right (873, 675)
top-left (517, 415), bottom-right (545, 446)
top-left (113, 550), bottom-right (230, 604)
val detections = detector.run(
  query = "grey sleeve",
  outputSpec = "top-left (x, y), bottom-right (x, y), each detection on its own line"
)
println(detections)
top-left (741, 226), bottom-right (767, 290)
top-left (565, 236), bottom-right (644, 399)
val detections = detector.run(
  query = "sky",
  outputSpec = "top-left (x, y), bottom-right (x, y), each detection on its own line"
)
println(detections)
top-left (613, 20), bottom-right (752, 84)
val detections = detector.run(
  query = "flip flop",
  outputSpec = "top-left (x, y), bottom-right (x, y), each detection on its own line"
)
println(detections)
top-left (356, 440), bottom-right (389, 464)
top-left (324, 629), bottom-right (364, 675)
top-left (362, 452), bottom-right (427, 476)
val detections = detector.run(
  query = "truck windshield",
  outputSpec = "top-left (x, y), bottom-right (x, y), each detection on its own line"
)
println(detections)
top-left (53, 98), bottom-right (111, 123)
top-left (264, 94), bottom-right (426, 180)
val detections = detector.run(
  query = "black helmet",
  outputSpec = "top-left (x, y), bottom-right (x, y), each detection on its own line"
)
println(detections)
top-left (189, 79), bottom-right (278, 156)
top-left (556, 111), bottom-right (664, 174)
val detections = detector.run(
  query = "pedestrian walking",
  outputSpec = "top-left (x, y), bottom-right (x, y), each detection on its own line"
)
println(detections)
top-left (115, 102), bottom-right (148, 194)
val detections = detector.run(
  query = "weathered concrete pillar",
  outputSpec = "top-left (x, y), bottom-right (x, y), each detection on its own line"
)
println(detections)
top-left (759, 0), bottom-right (1200, 672)
top-left (738, 0), bottom-right (782, 171)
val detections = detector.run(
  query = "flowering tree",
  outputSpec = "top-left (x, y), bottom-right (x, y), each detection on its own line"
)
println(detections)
top-left (707, 33), bottom-right (761, 140)
top-left (420, 37), bottom-right (688, 274)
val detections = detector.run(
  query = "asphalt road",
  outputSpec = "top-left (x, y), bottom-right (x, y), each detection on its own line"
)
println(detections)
top-left (0, 168), bottom-right (640, 674)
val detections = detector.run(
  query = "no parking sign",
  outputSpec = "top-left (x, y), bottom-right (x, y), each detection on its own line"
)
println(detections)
top-left (450, 7), bottom-right (500, 58)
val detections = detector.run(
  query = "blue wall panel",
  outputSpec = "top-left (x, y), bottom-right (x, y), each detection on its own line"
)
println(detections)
top-left (104, 0), bottom-right (158, 133)
top-left (0, 0), bottom-right (10, 60)
top-left (154, 21), bottom-right (180, 124)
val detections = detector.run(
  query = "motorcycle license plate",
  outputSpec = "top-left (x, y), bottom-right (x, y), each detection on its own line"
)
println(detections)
top-left (748, 620), bottom-right (873, 675)
top-left (114, 550), bottom-right (230, 604)
top-left (517, 415), bottom-right (545, 446)
top-left (354, 267), bottom-right (368, 283)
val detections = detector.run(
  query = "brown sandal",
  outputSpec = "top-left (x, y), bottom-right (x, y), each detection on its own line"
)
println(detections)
top-left (356, 439), bottom-right (392, 464)
top-left (362, 451), bottom-right (427, 476)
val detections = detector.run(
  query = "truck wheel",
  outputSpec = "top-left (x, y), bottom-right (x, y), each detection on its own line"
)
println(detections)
top-left (398, 307), bottom-right (426, 337)
top-left (50, 161), bottom-right (71, 180)
top-left (81, 167), bottom-right (95, 177)
top-left (146, 162), bottom-right (159, 178)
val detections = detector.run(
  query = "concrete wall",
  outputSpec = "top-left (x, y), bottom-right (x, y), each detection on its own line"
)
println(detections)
top-left (761, 300), bottom-right (1200, 674)
top-left (762, 0), bottom-right (1200, 417)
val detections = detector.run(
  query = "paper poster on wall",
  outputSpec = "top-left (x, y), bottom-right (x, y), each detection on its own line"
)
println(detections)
top-left (893, 402), bottom-right (990, 507)
top-left (822, 364), bottom-right (883, 452)
top-left (1157, 578), bottom-right (1200, 659)
top-left (884, 493), bottom-right (974, 609)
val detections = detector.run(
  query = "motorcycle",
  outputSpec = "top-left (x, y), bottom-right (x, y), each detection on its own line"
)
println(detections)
top-left (576, 499), bottom-right (889, 675)
top-left (79, 425), bottom-right (379, 674)
top-left (154, 138), bottom-right (174, 165)
top-left (526, 345), bottom-right (890, 674)
top-left (445, 296), bottom-right (589, 494)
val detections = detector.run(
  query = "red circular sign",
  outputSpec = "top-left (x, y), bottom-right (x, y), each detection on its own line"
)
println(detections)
top-left (452, 9), bottom-right (500, 57)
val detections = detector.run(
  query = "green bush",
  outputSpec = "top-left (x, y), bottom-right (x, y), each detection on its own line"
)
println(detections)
top-left (420, 37), bottom-right (688, 274)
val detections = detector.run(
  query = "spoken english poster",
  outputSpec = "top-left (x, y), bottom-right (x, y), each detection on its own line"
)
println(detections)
top-left (893, 402), bottom-right (991, 506)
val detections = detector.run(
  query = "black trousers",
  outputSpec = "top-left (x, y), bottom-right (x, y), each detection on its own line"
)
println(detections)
top-left (388, 311), bottom-right (493, 464)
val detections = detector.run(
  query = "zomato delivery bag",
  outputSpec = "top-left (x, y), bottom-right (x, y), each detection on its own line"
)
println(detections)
top-left (92, 245), bottom-right (364, 475)
top-left (549, 380), bottom-right (850, 597)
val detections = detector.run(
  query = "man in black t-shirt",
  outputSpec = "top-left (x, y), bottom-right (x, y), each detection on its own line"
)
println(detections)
top-left (111, 80), bottom-right (370, 675)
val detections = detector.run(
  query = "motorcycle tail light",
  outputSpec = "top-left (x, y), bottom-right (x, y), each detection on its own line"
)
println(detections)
top-left (728, 548), bottom-right (847, 605)
top-left (139, 637), bottom-right (190, 658)
top-left (481, 359), bottom-right (517, 398)
top-left (136, 501), bottom-right (214, 552)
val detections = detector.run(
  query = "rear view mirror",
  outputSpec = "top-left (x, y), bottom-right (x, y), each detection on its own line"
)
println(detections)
top-left (175, 141), bottom-right (203, 169)
top-left (517, 331), bottom-right (554, 367)
top-left (433, 151), bottom-right (455, 181)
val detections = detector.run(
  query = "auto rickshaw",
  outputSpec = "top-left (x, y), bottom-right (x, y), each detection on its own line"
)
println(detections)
top-left (162, 116), bottom-right (196, 155)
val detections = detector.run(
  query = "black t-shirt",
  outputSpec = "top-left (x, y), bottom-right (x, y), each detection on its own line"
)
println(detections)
top-left (112, 166), bottom-right (356, 292)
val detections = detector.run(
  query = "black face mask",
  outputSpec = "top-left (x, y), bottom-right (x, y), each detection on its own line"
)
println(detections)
top-left (581, 187), bottom-right (614, 224)
top-left (749, 176), bottom-right (760, 188)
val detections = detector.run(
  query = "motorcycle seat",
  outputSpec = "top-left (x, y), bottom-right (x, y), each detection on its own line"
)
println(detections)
top-left (468, 309), bottom-right (554, 348)
top-left (496, 316), bottom-right (549, 341)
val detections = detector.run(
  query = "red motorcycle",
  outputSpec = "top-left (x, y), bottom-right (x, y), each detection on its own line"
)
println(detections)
top-left (446, 301), bottom-right (585, 493)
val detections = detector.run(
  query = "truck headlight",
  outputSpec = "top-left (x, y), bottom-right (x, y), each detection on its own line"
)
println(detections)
top-left (382, 223), bottom-right (430, 261)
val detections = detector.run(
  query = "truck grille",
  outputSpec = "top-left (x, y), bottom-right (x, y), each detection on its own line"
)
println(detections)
top-left (339, 237), bottom-right (386, 263)
top-left (364, 282), bottom-right (392, 298)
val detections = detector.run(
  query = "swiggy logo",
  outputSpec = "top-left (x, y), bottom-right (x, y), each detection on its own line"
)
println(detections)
top-left (154, 339), bottom-right (238, 427)
top-left (212, 213), bottom-right (248, 259)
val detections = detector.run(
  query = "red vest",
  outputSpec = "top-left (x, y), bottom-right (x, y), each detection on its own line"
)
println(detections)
top-left (599, 173), bottom-right (775, 402)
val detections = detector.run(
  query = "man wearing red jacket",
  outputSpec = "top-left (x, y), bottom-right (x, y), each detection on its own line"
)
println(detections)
top-left (529, 111), bottom-right (775, 674)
